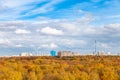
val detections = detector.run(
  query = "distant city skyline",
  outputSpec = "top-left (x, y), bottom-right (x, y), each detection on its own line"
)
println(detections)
top-left (0, 0), bottom-right (120, 55)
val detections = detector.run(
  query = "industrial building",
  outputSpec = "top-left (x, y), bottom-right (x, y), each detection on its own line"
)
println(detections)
top-left (58, 51), bottom-right (73, 57)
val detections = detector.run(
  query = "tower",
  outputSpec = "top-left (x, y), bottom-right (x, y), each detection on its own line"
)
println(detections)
top-left (94, 40), bottom-right (97, 55)
top-left (50, 50), bottom-right (56, 56)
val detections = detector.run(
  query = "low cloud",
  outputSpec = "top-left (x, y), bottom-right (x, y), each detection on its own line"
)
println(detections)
top-left (0, 19), bottom-right (119, 54)
top-left (0, 39), bottom-right (10, 44)
top-left (15, 29), bottom-right (31, 34)
top-left (50, 43), bottom-right (58, 48)
top-left (41, 43), bottom-right (58, 49)
top-left (40, 26), bottom-right (64, 36)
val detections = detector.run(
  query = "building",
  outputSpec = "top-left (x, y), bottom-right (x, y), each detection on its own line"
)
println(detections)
top-left (58, 51), bottom-right (73, 57)
top-left (107, 52), bottom-right (111, 55)
top-left (50, 50), bottom-right (56, 56)
top-left (20, 52), bottom-right (33, 56)
top-left (73, 52), bottom-right (80, 56)
top-left (97, 51), bottom-right (105, 56)
top-left (36, 51), bottom-right (50, 56)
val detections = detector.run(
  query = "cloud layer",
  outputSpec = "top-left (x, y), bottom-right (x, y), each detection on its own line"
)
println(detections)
top-left (0, 17), bottom-right (120, 55)
top-left (0, 0), bottom-right (120, 55)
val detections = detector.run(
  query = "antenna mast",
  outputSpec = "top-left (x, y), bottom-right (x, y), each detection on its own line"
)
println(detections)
top-left (95, 40), bottom-right (96, 55)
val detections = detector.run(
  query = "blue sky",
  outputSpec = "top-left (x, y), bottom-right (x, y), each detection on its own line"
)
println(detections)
top-left (0, 0), bottom-right (120, 56)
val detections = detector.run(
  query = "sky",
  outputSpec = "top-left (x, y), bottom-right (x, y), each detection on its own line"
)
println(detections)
top-left (0, 0), bottom-right (120, 56)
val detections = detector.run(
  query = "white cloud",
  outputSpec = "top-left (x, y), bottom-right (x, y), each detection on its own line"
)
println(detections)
top-left (24, 0), bottom-right (64, 16)
top-left (0, 19), bottom-right (119, 54)
top-left (0, 0), bottom-right (55, 20)
top-left (41, 44), bottom-right (49, 48)
top-left (76, 13), bottom-right (94, 24)
top-left (60, 23), bottom-right (77, 31)
top-left (50, 43), bottom-right (58, 48)
top-left (15, 44), bottom-right (23, 47)
top-left (15, 29), bottom-right (31, 34)
top-left (84, 27), bottom-right (96, 34)
top-left (0, 39), bottom-right (10, 44)
top-left (0, 31), bottom-right (6, 37)
top-left (105, 23), bottom-right (120, 30)
top-left (40, 26), bottom-right (64, 35)
top-left (41, 43), bottom-right (58, 49)
top-left (99, 43), bottom-right (111, 48)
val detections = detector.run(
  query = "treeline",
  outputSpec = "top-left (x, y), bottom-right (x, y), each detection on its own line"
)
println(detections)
top-left (0, 56), bottom-right (120, 80)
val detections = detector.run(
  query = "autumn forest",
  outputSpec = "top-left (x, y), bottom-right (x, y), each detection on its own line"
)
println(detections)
top-left (0, 56), bottom-right (120, 80)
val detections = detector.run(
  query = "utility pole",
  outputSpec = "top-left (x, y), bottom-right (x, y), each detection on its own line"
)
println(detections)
top-left (94, 40), bottom-right (97, 55)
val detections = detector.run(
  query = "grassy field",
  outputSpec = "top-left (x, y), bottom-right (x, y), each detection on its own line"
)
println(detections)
top-left (0, 56), bottom-right (120, 80)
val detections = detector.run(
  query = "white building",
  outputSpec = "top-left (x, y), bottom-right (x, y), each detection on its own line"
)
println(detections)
top-left (107, 52), bottom-right (111, 55)
top-left (97, 51), bottom-right (105, 56)
top-left (20, 52), bottom-right (33, 56)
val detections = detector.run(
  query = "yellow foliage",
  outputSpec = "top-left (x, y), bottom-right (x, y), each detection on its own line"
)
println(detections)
top-left (0, 56), bottom-right (119, 80)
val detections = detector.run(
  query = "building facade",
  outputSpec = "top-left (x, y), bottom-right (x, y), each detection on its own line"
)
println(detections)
top-left (50, 50), bottom-right (56, 56)
top-left (58, 51), bottom-right (73, 57)
top-left (20, 52), bottom-right (33, 56)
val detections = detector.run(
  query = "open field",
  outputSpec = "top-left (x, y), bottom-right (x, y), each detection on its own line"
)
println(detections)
top-left (0, 56), bottom-right (120, 80)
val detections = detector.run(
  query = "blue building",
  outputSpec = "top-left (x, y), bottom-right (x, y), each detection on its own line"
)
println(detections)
top-left (50, 50), bottom-right (56, 56)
